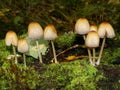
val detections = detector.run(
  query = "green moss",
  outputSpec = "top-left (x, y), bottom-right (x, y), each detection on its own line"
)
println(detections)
top-left (0, 40), bottom-right (10, 59)
top-left (101, 47), bottom-right (120, 64)
top-left (40, 60), bottom-right (104, 90)
top-left (0, 59), bottom-right (104, 89)
top-left (55, 31), bottom-right (76, 47)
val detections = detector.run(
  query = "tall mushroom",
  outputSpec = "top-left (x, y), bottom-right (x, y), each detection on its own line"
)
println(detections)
top-left (85, 31), bottom-right (100, 66)
top-left (28, 22), bottom-right (44, 63)
top-left (44, 24), bottom-right (58, 63)
top-left (5, 31), bottom-right (18, 64)
top-left (96, 22), bottom-right (115, 65)
top-left (18, 38), bottom-right (29, 67)
top-left (74, 18), bottom-right (92, 64)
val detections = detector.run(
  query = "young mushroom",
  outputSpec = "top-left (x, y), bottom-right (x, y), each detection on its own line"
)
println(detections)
top-left (5, 31), bottom-right (18, 64)
top-left (18, 38), bottom-right (29, 67)
top-left (90, 25), bottom-right (98, 32)
top-left (28, 22), bottom-right (44, 63)
top-left (96, 22), bottom-right (115, 65)
top-left (75, 18), bottom-right (92, 64)
top-left (44, 24), bottom-right (58, 63)
top-left (85, 31), bottom-right (100, 66)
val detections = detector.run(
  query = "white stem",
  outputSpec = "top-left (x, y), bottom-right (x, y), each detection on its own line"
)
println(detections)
top-left (88, 48), bottom-right (95, 66)
top-left (36, 40), bottom-right (43, 63)
top-left (51, 40), bottom-right (58, 63)
top-left (23, 53), bottom-right (26, 67)
top-left (96, 37), bottom-right (106, 65)
top-left (83, 35), bottom-right (86, 40)
top-left (12, 45), bottom-right (17, 64)
top-left (83, 35), bottom-right (94, 66)
top-left (93, 48), bottom-right (96, 65)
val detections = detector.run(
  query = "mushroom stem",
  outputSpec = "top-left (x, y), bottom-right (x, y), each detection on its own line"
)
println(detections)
top-left (23, 53), bottom-right (26, 67)
top-left (83, 35), bottom-right (94, 65)
top-left (12, 45), bottom-right (17, 64)
top-left (51, 40), bottom-right (58, 63)
top-left (96, 37), bottom-right (106, 65)
top-left (83, 35), bottom-right (86, 41)
top-left (36, 40), bottom-right (43, 63)
top-left (93, 48), bottom-right (96, 65)
top-left (88, 48), bottom-right (94, 66)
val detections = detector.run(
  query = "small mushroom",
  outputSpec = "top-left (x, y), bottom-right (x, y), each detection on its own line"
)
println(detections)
top-left (28, 22), bottom-right (44, 63)
top-left (44, 24), bottom-right (58, 63)
top-left (75, 18), bottom-right (92, 64)
top-left (18, 38), bottom-right (29, 67)
top-left (85, 31), bottom-right (100, 66)
top-left (96, 22), bottom-right (115, 65)
top-left (5, 31), bottom-right (18, 64)
top-left (90, 25), bottom-right (98, 32)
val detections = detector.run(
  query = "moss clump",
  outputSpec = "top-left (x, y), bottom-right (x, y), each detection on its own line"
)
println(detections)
top-left (55, 31), bottom-right (76, 47)
top-left (40, 60), bottom-right (104, 90)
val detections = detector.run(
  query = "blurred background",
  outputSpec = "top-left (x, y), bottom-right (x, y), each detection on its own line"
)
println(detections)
top-left (0, 0), bottom-right (120, 39)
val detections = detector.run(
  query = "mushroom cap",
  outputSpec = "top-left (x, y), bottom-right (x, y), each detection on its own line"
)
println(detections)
top-left (18, 38), bottom-right (29, 53)
top-left (90, 25), bottom-right (98, 32)
top-left (85, 31), bottom-right (100, 48)
top-left (75, 18), bottom-right (90, 35)
top-left (98, 22), bottom-right (115, 38)
top-left (5, 31), bottom-right (18, 46)
top-left (28, 22), bottom-right (43, 40)
top-left (44, 24), bottom-right (58, 40)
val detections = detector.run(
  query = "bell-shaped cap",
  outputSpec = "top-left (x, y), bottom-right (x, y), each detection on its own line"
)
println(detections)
top-left (5, 31), bottom-right (18, 46)
top-left (44, 24), bottom-right (58, 40)
top-left (28, 22), bottom-right (43, 40)
top-left (98, 22), bottom-right (115, 38)
top-left (75, 18), bottom-right (90, 35)
top-left (90, 25), bottom-right (97, 32)
top-left (85, 31), bottom-right (100, 48)
top-left (18, 38), bottom-right (29, 53)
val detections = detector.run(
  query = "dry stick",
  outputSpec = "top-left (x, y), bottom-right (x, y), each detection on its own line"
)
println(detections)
top-left (93, 48), bottom-right (96, 65)
top-left (83, 35), bottom-right (94, 65)
top-left (23, 53), bottom-right (26, 67)
top-left (36, 40), bottom-right (43, 63)
top-left (96, 37), bottom-right (106, 65)
top-left (51, 40), bottom-right (58, 63)
top-left (12, 45), bottom-right (18, 64)
top-left (51, 44), bottom-right (80, 62)
top-left (75, 56), bottom-right (98, 59)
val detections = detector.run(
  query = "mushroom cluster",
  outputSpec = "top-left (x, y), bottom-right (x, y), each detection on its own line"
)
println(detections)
top-left (5, 22), bottom-right (59, 66)
top-left (75, 18), bottom-right (115, 66)
top-left (5, 19), bottom-right (115, 67)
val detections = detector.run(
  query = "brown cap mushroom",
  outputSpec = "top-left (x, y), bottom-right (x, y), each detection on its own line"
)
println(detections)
top-left (28, 22), bottom-right (43, 40)
top-left (96, 22), bottom-right (115, 65)
top-left (85, 31), bottom-right (100, 66)
top-left (18, 38), bottom-right (29, 53)
top-left (90, 25), bottom-right (98, 32)
top-left (5, 31), bottom-right (18, 46)
top-left (18, 38), bottom-right (29, 67)
top-left (44, 24), bottom-right (58, 63)
top-left (85, 31), bottom-right (100, 48)
top-left (44, 24), bottom-right (58, 40)
top-left (98, 22), bottom-right (115, 38)
top-left (75, 18), bottom-right (90, 35)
